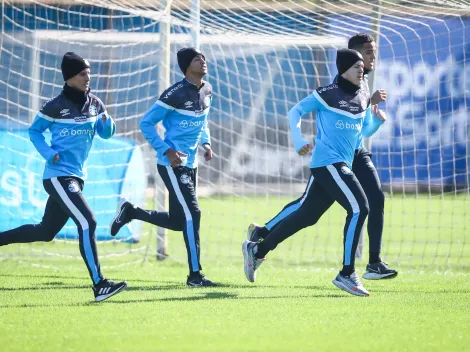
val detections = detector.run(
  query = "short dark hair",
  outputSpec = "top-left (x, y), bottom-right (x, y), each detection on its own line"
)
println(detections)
top-left (348, 33), bottom-right (375, 50)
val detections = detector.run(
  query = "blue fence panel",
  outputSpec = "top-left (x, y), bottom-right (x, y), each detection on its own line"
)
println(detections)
top-left (0, 130), bottom-right (145, 241)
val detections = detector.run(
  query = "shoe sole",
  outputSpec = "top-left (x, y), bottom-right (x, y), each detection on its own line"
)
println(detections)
top-left (363, 272), bottom-right (398, 280)
top-left (332, 279), bottom-right (370, 297)
top-left (186, 282), bottom-right (203, 287)
top-left (242, 240), bottom-right (255, 283)
top-left (186, 283), bottom-right (217, 288)
top-left (94, 282), bottom-right (128, 302)
top-left (109, 198), bottom-right (128, 236)
top-left (246, 223), bottom-right (259, 241)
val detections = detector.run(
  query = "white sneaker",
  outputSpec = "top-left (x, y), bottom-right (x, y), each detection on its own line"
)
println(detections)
top-left (332, 271), bottom-right (370, 297)
top-left (242, 240), bottom-right (265, 283)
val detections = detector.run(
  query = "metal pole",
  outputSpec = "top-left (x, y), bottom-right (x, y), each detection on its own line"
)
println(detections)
top-left (30, 33), bottom-right (41, 122)
top-left (190, 0), bottom-right (200, 49)
top-left (104, 10), bottom-right (114, 113)
top-left (356, 0), bottom-right (382, 260)
top-left (364, 0), bottom-right (382, 149)
top-left (156, 0), bottom-right (171, 260)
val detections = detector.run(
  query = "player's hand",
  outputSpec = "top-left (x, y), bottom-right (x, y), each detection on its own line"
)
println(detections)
top-left (53, 153), bottom-right (59, 164)
top-left (373, 104), bottom-right (387, 121)
top-left (166, 148), bottom-right (187, 168)
top-left (371, 89), bottom-right (387, 105)
top-left (203, 144), bottom-right (213, 161)
top-left (298, 144), bottom-right (313, 156)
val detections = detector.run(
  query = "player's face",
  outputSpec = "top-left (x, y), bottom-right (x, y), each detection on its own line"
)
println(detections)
top-left (342, 60), bottom-right (364, 86)
top-left (187, 55), bottom-right (207, 76)
top-left (67, 68), bottom-right (90, 92)
top-left (358, 41), bottom-right (376, 72)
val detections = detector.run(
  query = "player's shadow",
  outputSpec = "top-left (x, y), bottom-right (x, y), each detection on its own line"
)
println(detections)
top-left (94, 291), bottom-right (346, 305)
top-left (0, 282), bottom-right (90, 291)
top-left (0, 281), bottom-right (282, 294)
top-left (126, 282), bottom-right (282, 291)
top-left (104, 291), bottom-right (239, 304)
top-left (0, 273), bottom-right (163, 284)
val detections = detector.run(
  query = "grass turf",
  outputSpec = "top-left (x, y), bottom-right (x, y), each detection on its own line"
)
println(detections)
top-left (0, 194), bottom-right (469, 351)
top-left (0, 262), bottom-right (469, 352)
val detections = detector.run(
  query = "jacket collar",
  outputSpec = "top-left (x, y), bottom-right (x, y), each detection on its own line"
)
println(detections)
top-left (63, 83), bottom-right (89, 108)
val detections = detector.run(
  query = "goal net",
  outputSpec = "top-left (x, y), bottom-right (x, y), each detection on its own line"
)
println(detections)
top-left (0, 0), bottom-right (469, 274)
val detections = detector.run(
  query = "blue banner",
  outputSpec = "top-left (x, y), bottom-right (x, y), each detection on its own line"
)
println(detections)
top-left (328, 16), bottom-right (470, 187)
top-left (0, 130), bottom-right (147, 241)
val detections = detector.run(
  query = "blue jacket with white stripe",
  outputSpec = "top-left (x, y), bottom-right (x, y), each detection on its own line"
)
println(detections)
top-left (29, 87), bottom-right (115, 180)
top-left (288, 76), bottom-right (384, 169)
top-left (140, 78), bottom-right (212, 169)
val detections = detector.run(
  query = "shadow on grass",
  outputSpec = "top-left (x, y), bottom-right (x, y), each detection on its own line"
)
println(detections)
top-left (0, 283), bottom-right (90, 291)
top-left (0, 291), bottom-right (347, 308)
top-left (0, 282), bottom-right (289, 294)
top-left (0, 273), bottom-right (285, 289)
top-left (0, 274), bottom-right (169, 284)
top-left (0, 282), bottom-right (189, 292)
top-left (101, 293), bottom-right (347, 305)
top-left (0, 273), bottom-right (164, 284)
top-left (0, 276), bottom-right (286, 292)
top-left (104, 291), bottom-right (240, 304)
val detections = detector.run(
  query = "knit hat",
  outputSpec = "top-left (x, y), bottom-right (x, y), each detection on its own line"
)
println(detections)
top-left (177, 47), bottom-right (205, 74)
top-left (61, 52), bottom-right (90, 81)
top-left (336, 49), bottom-right (363, 76)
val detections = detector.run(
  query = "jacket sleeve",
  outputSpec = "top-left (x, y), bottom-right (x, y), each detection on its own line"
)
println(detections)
top-left (288, 92), bottom-right (322, 152)
top-left (139, 100), bottom-right (172, 154)
top-left (200, 120), bottom-right (211, 146)
top-left (362, 106), bottom-right (385, 137)
top-left (28, 112), bottom-right (57, 162)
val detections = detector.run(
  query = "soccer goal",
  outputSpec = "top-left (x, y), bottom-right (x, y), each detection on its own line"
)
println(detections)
top-left (0, 0), bottom-right (468, 273)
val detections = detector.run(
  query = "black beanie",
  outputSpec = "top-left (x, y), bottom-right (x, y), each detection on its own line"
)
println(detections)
top-left (336, 49), bottom-right (363, 76)
top-left (177, 47), bottom-right (205, 74)
top-left (61, 52), bottom-right (90, 81)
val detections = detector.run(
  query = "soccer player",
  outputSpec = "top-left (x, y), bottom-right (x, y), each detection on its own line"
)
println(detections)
top-left (109, 48), bottom-right (216, 287)
top-left (246, 33), bottom-right (397, 280)
top-left (0, 52), bottom-right (127, 302)
top-left (243, 49), bottom-right (386, 296)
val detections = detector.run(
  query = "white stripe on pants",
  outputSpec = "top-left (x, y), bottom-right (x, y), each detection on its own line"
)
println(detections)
top-left (166, 166), bottom-right (200, 272)
top-left (50, 177), bottom-right (100, 284)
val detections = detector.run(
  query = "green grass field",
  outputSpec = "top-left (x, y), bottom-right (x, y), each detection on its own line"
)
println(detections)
top-left (1, 194), bottom-right (469, 351)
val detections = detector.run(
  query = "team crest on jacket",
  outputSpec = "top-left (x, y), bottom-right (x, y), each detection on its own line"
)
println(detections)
top-left (89, 104), bottom-right (98, 116)
top-left (341, 165), bottom-right (352, 175)
top-left (68, 180), bottom-right (80, 193)
top-left (180, 174), bottom-right (192, 185)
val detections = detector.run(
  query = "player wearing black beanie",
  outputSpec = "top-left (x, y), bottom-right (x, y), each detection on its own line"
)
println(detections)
top-left (177, 47), bottom-right (206, 75)
top-left (61, 52), bottom-right (90, 81)
top-left (336, 49), bottom-right (364, 76)
top-left (113, 46), bottom-right (217, 288)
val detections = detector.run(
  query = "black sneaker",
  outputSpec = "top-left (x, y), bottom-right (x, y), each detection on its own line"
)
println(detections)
top-left (93, 279), bottom-right (128, 302)
top-left (247, 223), bottom-right (264, 243)
top-left (186, 274), bottom-right (217, 287)
top-left (363, 262), bottom-right (398, 280)
top-left (110, 198), bottom-right (133, 236)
